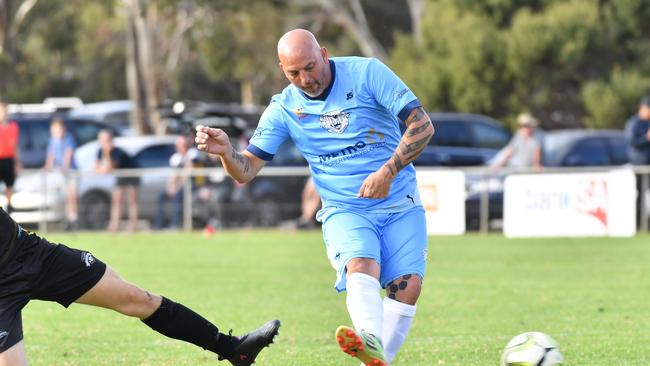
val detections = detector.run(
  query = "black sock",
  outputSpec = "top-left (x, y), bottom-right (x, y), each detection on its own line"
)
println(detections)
top-left (142, 296), bottom-right (238, 357)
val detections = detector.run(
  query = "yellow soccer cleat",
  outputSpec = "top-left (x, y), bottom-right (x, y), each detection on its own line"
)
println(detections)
top-left (335, 325), bottom-right (387, 366)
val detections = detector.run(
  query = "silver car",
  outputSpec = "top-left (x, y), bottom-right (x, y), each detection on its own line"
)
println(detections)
top-left (2, 135), bottom-right (182, 229)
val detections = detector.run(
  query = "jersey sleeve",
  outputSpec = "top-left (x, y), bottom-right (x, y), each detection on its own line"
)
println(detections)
top-left (366, 58), bottom-right (421, 122)
top-left (246, 102), bottom-right (290, 161)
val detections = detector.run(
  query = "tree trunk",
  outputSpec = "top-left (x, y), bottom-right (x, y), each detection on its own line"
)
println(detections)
top-left (406, 0), bottom-right (425, 46)
top-left (125, 6), bottom-right (145, 135)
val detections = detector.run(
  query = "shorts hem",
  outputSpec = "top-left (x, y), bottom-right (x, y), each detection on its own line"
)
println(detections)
top-left (58, 262), bottom-right (107, 308)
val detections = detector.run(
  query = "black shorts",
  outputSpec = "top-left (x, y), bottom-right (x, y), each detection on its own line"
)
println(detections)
top-left (0, 228), bottom-right (107, 352)
top-left (116, 176), bottom-right (140, 187)
top-left (0, 158), bottom-right (16, 188)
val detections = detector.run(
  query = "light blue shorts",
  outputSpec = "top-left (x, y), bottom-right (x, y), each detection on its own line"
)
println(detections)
top-left (321, 205), bottom-right (428, 292)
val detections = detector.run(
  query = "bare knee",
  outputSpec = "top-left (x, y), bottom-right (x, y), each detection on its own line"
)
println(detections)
top-left (116, 286), bottom-right (161, 318)
top-left (385, 274), bottom-right (422, 305)
top-left (346, 258), bottom-right (380, 279)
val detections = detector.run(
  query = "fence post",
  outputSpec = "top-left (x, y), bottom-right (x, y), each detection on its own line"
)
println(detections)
top-left (39, 170), bottom-right (48, 233)
top-left (641, 172), bottom-right (649, 233)
top-left (479, 171), bottom-right (489, 234)
top-left (183, 171), bottom-right (192, 232)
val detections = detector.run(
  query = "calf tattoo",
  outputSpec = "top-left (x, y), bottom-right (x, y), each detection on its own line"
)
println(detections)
top-left (387, 274), bottom-right (412, 300)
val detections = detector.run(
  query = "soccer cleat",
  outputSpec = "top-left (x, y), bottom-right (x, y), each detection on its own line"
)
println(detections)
top-left (219, 319), bottom-right (281, 366)
top-left (335, 325), bottom-right (387, 366)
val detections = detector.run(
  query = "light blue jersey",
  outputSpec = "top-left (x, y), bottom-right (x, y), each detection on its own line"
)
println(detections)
top-left (247, 57), bottom-right (422, 214)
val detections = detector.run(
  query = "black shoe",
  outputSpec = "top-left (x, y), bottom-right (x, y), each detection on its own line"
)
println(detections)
top-left (219, 319), bottom-right (281, 366)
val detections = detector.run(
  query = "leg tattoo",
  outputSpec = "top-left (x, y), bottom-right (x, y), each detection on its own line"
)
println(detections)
top-left (386, 274), bottom-right (412, 300)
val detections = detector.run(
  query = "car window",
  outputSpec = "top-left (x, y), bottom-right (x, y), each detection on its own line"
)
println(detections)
top-left (607, 137), bottom-right (628, 165)
top-left (468, 122), bottom-right (511, 149)
top-left (429, 120), bottom-right (472, 147)
top-left (563, 138), bottom-right (610, 166)
top-left (69, 120), bottom-right (105, 146)
top-left (133, 144), bottom-right (176, 168)
top-left (19, 120), bottom-right (50, 152)
top-left (103, 112), bottom-right (130, 127)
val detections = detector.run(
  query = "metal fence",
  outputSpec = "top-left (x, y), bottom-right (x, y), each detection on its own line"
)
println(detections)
top-left (5, 165), bottom-right (650, 234)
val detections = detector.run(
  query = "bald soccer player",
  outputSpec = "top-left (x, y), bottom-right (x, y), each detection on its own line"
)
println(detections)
top-left (196, 29), bottom-right (434, 366)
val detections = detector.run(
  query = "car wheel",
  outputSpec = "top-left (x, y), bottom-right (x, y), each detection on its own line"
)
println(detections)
top-left (80, 191), bottom-right (110, 230)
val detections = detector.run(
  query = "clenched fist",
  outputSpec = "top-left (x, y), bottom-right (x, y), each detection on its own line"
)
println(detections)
top-left (195, 125), bottom-right (232, 156)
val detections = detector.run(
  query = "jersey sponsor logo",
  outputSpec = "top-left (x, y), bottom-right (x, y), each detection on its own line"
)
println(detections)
top-left (318, 129), bottom-right (386, 166)
top-left (394, 88), bottom-right (409, 101)
top-left (319, 110), bottom-right (350, 134)
top-left (252, 127), bottom-right (268, 139)
top-left (81, 252), bottom-right (95, 267)
top-left (346, 91), bottom-right (354, 100)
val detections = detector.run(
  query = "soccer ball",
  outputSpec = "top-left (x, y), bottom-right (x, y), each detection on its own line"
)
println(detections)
top-left (501, 331), bottom-right (564, 366)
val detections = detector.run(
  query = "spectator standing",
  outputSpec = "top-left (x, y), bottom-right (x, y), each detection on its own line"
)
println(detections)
top-left (624, 95), bottom-right (650, 227)
top-left (44, 118), bottom-right (78, 230)
top-left (625, 95), bottom-right (650, 165)
top-left (493, 113), bottom-right (543, 170)
top-left (95, 129), bottom-right (139, 232)
top-left (154, 136), bottom-right (199, 230)
top-left (0, 100), bottom-right (21, 214)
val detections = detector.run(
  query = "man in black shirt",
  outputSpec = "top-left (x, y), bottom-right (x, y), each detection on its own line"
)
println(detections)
top-left (0, 208), bottom-right (280, 365)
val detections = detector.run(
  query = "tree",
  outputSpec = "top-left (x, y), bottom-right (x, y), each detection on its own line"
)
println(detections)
top-left (123, 0), bottom-right (202, 134)
top-left (0, 0), bottom-right (38, 95)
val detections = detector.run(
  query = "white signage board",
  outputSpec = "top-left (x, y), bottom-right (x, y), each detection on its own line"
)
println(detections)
top-left (416, 170), bottom-right (466, 235)
top-left (503, 170), bottom-right (636, 237)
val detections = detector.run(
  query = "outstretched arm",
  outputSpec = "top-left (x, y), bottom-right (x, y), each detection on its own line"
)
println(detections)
top-left (194, 125), bottom-right (266, 183)
top-left (358, 107), bottom-right (434, 198)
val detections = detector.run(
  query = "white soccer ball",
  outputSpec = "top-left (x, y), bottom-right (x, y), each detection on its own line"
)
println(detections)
top-left (501, 331), bottom-right (564, 366)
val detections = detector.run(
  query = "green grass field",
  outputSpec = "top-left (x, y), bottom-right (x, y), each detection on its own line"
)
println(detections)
top-left (20, 230), bottom-right (650, 365)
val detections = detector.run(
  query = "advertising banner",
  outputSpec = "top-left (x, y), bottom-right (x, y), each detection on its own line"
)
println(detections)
top-left (417, 170), bottom-right (466, 235)
top-left (503, 170), bottom-right (636, 237)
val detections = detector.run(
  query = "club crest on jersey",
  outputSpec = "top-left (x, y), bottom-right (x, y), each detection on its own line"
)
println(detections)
top-left (319, 111), bottom-right (349, 134)
top-left (293, 107), bottom-right (307, 120)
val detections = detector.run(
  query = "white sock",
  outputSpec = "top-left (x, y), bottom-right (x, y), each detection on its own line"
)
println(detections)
top-left (382, 297), bottom-right (417, 364)
top-left (345, 272), bottom-right (384, 337)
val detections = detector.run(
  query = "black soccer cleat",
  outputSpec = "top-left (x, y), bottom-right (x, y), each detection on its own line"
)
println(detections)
top-left (219, 319), bottom-right (281, 365)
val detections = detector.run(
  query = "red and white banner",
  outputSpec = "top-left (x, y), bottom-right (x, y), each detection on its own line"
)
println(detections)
top-left (503, 169), bottom-right (636, 237)
top-left (417, 170), bottom-right (466, 235)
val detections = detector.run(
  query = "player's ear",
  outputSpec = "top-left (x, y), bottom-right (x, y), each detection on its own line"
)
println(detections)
top-left (321, 47), bottom-right (328, 62)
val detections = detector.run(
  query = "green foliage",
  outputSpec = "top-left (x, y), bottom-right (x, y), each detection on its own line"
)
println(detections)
top-left (2, 0), bottom-right (650, 129)
top-left (391, 0), bottom-right (650, 129)
top-left (391, 1), bottom-right (510, 118)
top-left (196, 2), bottom-right (286, 104)
top-left (582, 69), bottom-right (650, 129)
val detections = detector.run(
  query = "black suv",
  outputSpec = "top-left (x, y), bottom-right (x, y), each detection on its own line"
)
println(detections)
top-left (10, 115), bottom-right (120, 168)
top-left (414, 112), bottom-right (512, 166)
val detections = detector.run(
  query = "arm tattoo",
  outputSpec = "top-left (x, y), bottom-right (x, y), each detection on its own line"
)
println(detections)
top-left (230, 147), bottom-right (251, 174)
top-left (387, 107), bottom-right (433, 175)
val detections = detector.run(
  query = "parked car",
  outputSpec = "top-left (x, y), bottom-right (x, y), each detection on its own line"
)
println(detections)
top-left (5, 132), bottom-right (309, 229)
top-left (465, 129), bottom-right (628, 230)
top-left (10, 115), bottom-right (121, 169)
top-left (67, 100), bottom-right (133, 135)
top-left (3, 135), bottom-right (181, 228)
top-left (413, 112), bottom-right (512, 166)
